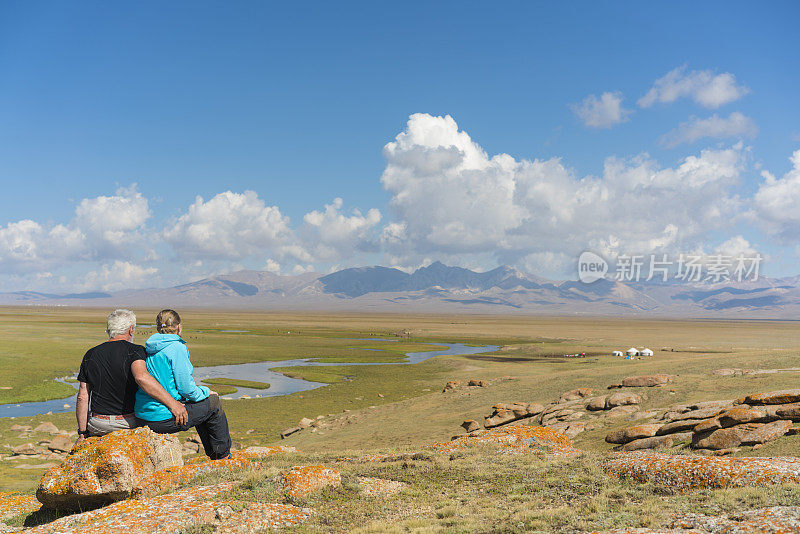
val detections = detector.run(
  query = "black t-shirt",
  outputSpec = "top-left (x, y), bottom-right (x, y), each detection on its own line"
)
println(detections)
top-left (77, 340), bottom-right (146, 416)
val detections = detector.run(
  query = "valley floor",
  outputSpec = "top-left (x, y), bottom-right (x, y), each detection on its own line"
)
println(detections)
top-left (2, 308), bottom-right (800, 531)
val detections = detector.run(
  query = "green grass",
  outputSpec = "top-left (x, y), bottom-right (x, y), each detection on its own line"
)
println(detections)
top-left (202, 378), bottom-right (271, 390)
top-left (5, 307), bottom-right (800, 523)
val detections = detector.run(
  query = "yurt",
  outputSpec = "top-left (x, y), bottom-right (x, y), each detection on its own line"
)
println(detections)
top-left (641, 348), bottom-right (654, 357)
top-left (626, 347), bottom-right (639, 357)
top-left (612, 350), bottom-right (623, 357)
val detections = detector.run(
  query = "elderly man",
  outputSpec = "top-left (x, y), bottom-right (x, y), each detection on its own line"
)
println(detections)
top-left (76, 309), bottom-right (188, 440)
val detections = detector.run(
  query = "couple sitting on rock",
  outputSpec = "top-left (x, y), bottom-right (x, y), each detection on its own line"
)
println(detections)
top-left (75, 308), bottom-right (231, 460)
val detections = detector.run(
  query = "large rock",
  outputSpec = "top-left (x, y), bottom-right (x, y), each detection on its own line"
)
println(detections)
top-left (621, 436), bottom-right (673, 451)
top-left (775, 403), bottom-right (800, 420)
top-left (607, 392), bottom-right (642, 408)
top-left (586, 396), bottom-right (608, 411)
top-left (485, 403), bottom-right (543, 428)
top-left (604, 405), bottom-right (639, 418)
top-left (610, 375), bottom-right (675, 388)
top-left (743, 390), bottom-right (800, 405)
top-left (11, 443), bottom-right (40, 455)
top-left (718, 407), bottom-right (767, 426)
top-left (560, 388), bottom-right (594, 402)
top-left (461, 420), bottom-right (480, 433)
top-left (666, 405), bottom-right (733, 422)
top-left (33, 422), bottom-right (60, 435)
top-left (605, 424), bottom-right (662, 444)
top-left (548, 421), bottom-right (587, 439)
top-left (692, 424), bottom-right (762, 450)
top-left (656, 419), bottom-right (705, 435)
top-left (740, 420), bottom-right (792, 445)
top-left (47, 434), bottom-right (73, 453)
top-left (696, 407), bottom-right (769, 433)
top-left (693, 417), bottom-right (721, 433)
top-left (36, 427), bottom-right (182, 510)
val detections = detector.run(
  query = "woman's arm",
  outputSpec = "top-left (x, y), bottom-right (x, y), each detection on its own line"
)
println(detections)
top-left (131, 360), bottom-right (188, 425)
top-left (171, 345), bottom-right (211, 402)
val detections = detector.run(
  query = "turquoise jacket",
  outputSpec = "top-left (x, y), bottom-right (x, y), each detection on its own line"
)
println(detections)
top-left (134, 333), bottom-right (210, 422)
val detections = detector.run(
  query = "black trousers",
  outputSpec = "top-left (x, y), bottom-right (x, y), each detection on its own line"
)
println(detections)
top-left (143, 395), bottom-right (232, 460)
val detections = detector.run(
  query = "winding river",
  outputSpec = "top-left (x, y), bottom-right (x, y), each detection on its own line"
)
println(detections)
top-left (0, 338), bottom-right (498, 418)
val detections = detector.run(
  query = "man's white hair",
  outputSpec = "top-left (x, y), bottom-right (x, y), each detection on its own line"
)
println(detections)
top-left (106, 309), bottom-right (136, 338)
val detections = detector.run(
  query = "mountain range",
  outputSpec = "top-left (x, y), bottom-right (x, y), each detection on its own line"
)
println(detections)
top-left (2, 261), bottom-right (799, 317)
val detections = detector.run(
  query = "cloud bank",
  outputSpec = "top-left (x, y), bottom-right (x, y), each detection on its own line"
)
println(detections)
top-left (0, 110), bottom-right (795, 291)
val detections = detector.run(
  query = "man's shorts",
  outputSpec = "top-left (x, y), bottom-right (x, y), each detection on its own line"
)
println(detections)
top-left (87, 413), bottom-right (139, 436)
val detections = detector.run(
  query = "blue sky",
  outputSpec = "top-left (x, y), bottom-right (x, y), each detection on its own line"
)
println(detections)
top-left (1, 1), bottom-right (799, 291)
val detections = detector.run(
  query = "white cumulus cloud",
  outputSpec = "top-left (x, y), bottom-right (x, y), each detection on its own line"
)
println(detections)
top-left (639, 66), bottom-right (750, 109)
top-left (164, 190), bottom-right (291, 260)
top-left (381, 113), bottom-right (747, 273)
top-left (0, 185), bottom-right (150, 272)
top-left (284, 198), bottom-right (382, 263)
top-left (660, 112), bottom-right (758, 148)
top-left (571, 91), bottom-right (632, 128)
top-left (752, 149), bottom-right (800, 242)
top-left (80, 260), bottom-right (158, 291)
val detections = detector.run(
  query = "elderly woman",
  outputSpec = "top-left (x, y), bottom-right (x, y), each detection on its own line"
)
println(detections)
top-left (134, 309), bottom-right (231, 460)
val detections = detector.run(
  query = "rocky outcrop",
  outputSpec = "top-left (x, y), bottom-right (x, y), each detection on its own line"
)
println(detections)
top-left (605, 453), bottom-right (800, 491)
top-left (133, 446), bottom-right (296, 497)
top-left (607, 392), bottom-right (642, 408)
top-left (484, 402), bottom-right (544, 428)
top-left (559, 388), bottom-right (594, 402)
top-left (36, 427), bottom-right (183, 510)
top-left (280, 465), bottom-right (341, 499)
top-left (605, 424), bottom-right (662, 444)
top-left (23, 482), bottom-right (312, 533)
top-left (605, 389), bottom-right (800, 454)
top-left (740, 420), bottom-right (792, 446)
top-left (692, 425), bottom-right (761, 450)
top-left (0, 492), bottom-right (41, 521)
top-left (620, 436), bottom-right (673, 451)
top-left (740, 389), bottom-right (800, 405)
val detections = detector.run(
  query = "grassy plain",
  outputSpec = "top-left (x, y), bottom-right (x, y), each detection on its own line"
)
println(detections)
top-left (2, 308), bottom-right (800, 530)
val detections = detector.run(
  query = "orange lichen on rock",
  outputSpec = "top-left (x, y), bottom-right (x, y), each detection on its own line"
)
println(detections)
top-left (280, 465), bottom-right (342, 499)
top-left (431, 424), bottom-right (580, 456)
top-left (23, 482), bottom-right (313, 534)
top-left (134, 445), bottom-right (297, 497)
top-left (605, 452), bottom-right (800, 491)
top-left (0, 491), bottom-right (41, 520)
top-left (36, 427), bottom-right (182, 510)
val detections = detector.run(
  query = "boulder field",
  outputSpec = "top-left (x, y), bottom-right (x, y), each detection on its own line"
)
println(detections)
top-left (604, 389), bottom-right (800, 454)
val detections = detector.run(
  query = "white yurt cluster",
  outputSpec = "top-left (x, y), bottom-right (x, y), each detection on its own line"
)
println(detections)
top-left (612, 347), bottom-right (654, 359)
